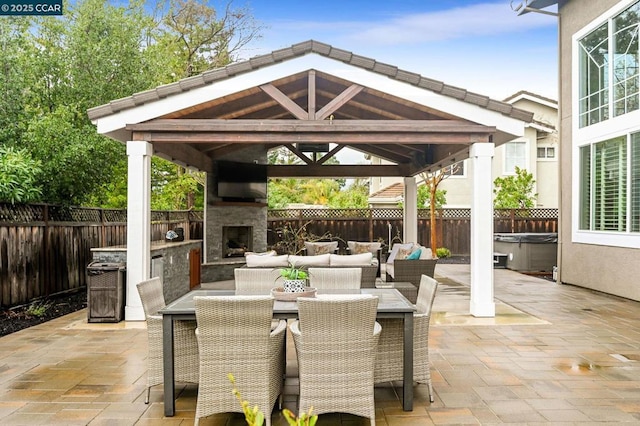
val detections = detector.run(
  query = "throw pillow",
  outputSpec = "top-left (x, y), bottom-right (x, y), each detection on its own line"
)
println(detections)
top-left (406, 248), bottom-right (422, 260)
top-left (314, 243), bottom-right (334, 255)
top-left (419, 246), bottom-right (433, 259)
top-left (386, 243), bottom-right (414, 264)
top-left (354, 242), bottom-right (373, 254)
top-left (397, 248), bottom-right (413, 260)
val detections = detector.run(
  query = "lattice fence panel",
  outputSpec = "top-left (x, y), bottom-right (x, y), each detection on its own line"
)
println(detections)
top-left (103, 209), bottom-right (127, 222)
top-left (0, 203), bottom-right (45, 223)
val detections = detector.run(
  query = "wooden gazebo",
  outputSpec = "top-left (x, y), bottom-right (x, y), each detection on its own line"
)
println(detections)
top-left (89, 40), bottom-right (533, 320)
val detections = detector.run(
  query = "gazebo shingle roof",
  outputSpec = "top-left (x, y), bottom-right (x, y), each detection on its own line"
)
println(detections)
top-left (88, 40), bottom-right (532, 123)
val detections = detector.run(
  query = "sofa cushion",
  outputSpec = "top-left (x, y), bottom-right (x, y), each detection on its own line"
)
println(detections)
top-left (245, 254), bottom-right (289, 268)
top-left (244, 250), bottom-right (276, 257)
top-left (289, 254), bottom-right (331, 267)
top-left (347, 241), bottom-right (382, 255)
top-left (304, 241), bottom-right (338, 255)
top-left (386, 243), bottom-right (414, 265)
top-left (329, 252), bottom-right (373, 266)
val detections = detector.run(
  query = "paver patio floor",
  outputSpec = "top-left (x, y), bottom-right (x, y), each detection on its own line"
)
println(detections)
top-left (0, 264), bottom-right (639, 425)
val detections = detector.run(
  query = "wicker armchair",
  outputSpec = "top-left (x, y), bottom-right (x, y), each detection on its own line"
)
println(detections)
top-left (234, 268), bottom-right (281, 292)
top-left (136, 277), bottom-right (199, 404)
top-left (193, 296), bottom-right (286, 426)
top-left (307, 267), bottom-right (362, 289)
top-left (388, 258), bottom-right (438, 286)
top-left (290, 296), bottom-right (382, 425)
top-left (374, 274), bottom-right (438, 402)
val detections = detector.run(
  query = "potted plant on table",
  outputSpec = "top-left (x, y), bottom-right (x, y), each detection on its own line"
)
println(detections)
top-left (279, 263), bottom-right (308, 293)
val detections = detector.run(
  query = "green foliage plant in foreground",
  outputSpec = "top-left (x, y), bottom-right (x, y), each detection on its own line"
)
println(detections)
top-left (229, 373), bottom-right (317, 426)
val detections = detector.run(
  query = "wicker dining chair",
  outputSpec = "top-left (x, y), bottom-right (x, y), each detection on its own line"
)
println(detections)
top-left (290, 296), bottom-right (381, 425)
top-left (193, 296), bottom-right (286, 426)
top-left (136, 277), bottom-right (199, 404)
top-left (307, 267), bottom-right (362, 289)
top-left (374, 274), bottom-right (438, 402)
top-left (234, 267), bottom-right (281, 292)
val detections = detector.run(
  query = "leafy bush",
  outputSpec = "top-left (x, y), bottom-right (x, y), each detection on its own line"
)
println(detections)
top-left (436, 247), bottom-right (451, 258)
top-left (26, 300), bottom-right (52, 318)
top-left (0, 146), bottom-right (42, 204)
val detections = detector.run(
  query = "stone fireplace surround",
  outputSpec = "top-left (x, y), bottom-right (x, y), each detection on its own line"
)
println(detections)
top-left (206, 205), bottom-right (267, 261)
top-left (201, 147), bottom-right (268, 282)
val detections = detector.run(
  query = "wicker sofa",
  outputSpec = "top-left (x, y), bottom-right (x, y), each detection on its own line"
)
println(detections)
top-left (244, 252), bottom-right (378, 288)
top-left (385, 243), bottom-right (438, 286)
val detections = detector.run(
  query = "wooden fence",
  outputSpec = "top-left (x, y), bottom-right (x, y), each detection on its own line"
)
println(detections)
top-left (267, 208), bottom-right (558, 256)
top-left (0, 203), bottom-right (557, 308)
top-left (0, 203), bottom-right (203, 307)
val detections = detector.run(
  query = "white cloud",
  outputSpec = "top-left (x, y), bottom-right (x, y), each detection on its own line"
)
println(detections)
top-left (262, 2), bottom-right (555, 48)
top-left (348, 2), bottom-right (555, 45)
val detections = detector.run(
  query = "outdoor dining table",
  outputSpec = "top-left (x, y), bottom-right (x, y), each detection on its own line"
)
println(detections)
top-left (159, 288), bottom-right (416, 416)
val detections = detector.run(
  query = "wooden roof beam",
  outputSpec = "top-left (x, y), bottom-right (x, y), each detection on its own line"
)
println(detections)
top-left (260, 83), bottom-right (308, 120)
top-left (127, 119), bottom-right (495, 134)
top-left (268, 164), bottom-right (410, 177)
top-left (315, 84), bottom-right (364, 120)
top-left (140, 132), bottom-right (490, 144)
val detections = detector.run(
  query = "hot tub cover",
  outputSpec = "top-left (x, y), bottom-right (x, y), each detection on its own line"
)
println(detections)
top-left (493, 233), bottom-right (558, 243)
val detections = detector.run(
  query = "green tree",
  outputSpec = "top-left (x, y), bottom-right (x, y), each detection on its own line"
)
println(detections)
top-left (22, 107), bottom-right (123, 205)
top-left (151, 158), bottom-right (205, 210)
top-left (416, 185), bottom-right (447, 209)
top-left (146, 0), bottom-right (262, 82)
top-left (267, 147), bottom-right (347, 208)
top-left (328, 179), bottom-right (370, 208)
top-left (0, 18), bottom-right (34, 146)
top-left (0, 146), bottom-right (42, 203)
top-left (493, 166), bottom-right (538, 208)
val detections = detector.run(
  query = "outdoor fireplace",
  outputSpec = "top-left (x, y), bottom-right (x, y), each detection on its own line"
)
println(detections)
top-left (223, 226), bottom-right (253, 257)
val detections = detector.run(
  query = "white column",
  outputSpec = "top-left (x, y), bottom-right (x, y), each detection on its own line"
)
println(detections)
top-left (469, 142), bottom-right (495, 317)
top-left (125, 141), bottom-right (153, 321)
top-left (403, 176), bottom-right (418, 244)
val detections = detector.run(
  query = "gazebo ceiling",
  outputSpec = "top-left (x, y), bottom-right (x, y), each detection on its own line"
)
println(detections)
top-left (89, 40), bottom-right (533, 178)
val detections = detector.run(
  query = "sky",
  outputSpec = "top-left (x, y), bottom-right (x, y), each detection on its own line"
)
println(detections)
top-left (240, 0), bottom-right (559, 100)
top-left (236, 0), bottom-right (560, 164)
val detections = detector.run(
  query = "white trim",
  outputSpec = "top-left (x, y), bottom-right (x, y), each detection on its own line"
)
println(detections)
top-left (573, 230), bottom-right (640, 249)
top-left (94, 53), bottom-right (528, 140)
top-left (571, 1), bottom-right (640, 249)
top-left (528, 122), bottom-right (555, 133)
top-left (505, 92), bottom-right (558, 109)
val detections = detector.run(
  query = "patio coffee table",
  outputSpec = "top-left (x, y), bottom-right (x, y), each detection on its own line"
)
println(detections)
top-left (160, 288), bottom-right (416, 416)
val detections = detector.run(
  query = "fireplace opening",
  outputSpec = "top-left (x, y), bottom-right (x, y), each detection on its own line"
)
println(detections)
top-left (223, 226), bottom-right (253, 257)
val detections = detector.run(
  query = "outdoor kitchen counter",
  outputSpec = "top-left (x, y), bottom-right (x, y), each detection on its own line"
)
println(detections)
top-left (91, 240), bottom-right (203, 303)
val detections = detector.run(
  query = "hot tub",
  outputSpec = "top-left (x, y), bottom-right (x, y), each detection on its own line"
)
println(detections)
top-left (493, 233), bottom-right (557, 272)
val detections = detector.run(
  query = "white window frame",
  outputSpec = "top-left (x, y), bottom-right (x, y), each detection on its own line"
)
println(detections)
top-left (503, 140), bottom-right (528, 174)
top-left (537, 146), bottom-right (556, 160)
top-left (572, 0), bottom-right (640, 248)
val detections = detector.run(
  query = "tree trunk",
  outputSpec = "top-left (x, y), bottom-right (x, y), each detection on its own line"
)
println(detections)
top-left (430, 181), bottom-right (437, 252)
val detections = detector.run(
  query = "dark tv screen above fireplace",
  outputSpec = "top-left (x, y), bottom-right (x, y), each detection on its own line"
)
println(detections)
top-left (217, 160), bottom-right (267, 202)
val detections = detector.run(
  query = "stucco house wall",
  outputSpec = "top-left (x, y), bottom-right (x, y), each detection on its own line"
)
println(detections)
top-left (558, 0), bottom-right (640, 301)
top-left (370, 93), bottom-right (558, 208)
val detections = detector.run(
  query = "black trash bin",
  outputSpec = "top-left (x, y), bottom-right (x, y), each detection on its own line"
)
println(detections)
top-left (87, 262), bottom-right (126, 323)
